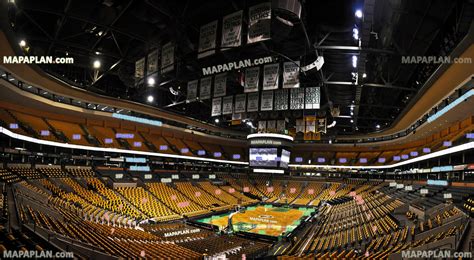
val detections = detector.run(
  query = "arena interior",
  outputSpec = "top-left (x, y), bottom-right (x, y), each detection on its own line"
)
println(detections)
top-left (0, 0), bottom-right (474, 259)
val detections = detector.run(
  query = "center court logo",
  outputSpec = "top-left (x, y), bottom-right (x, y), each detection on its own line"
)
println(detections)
top-left (3, 56), bottom-right (74, 64)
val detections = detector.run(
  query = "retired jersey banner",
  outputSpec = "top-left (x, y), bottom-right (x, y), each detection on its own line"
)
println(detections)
top-left (247, 92), bottom-right (259, 112)
top-left (186, 80), bottom-right (198, 102)
top-left (211, 97), bottom-right (222, 116)
top-left (214, 73), bottom-right (227, 97)
top-left (276, 120), bottom-right (285, 132)
top-left (244, 67), bottom-right (260, 93)
top-left (135, 57), bottom-right (145, 79)
top-left (161, 42), bottom-right (174, 73)
top-left (198, 20), bottom-right (218, 58)
top-left (260, 90), bottom-right (273, 111)
top-left (305, 116), bottom-right (316, 133)
top-left (263, 63), bottom-right (279, 90)
top-left (258, 121), bottom-right (266, 132)
top-left (248, 2), bottom-right (271, 43)
top-left (234, 94), bottom-right (246, 113)
top-left (290, 88), bottom-right (305, 110)
top-left (147, 49), bottom-right (159, 74)
top-left (305, 87), bottom-right (321, 109)
top-left (222, 96), bottom-right (233, 115)
top-left (296, 119), bottom-right (304, 133)
top-left (199, 77), bottom-right (212, 100)
top-left (275, 89), bottom-right (288, 110)
top-left (267, 120), bottom-right (276, 131)
top-left (222, 10), bottom-right (243, 49)
top-left (317, 117), bottom-right (327, 133)
top-left (283, 61), bottom-right (300, 88)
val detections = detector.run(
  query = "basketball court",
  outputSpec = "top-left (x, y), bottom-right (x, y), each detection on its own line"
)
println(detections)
top-left (197, 204), bottom-right (315, 237)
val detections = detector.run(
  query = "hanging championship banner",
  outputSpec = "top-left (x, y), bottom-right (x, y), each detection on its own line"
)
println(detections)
top-left (234, 94), bottom-right (246, 113)
top-left (260, 90), bottom-right (273, 111)
top-left (222, 96), bottom-right (233, 115)
top-left (244, 67), bottom-right (260, 93)
top-left (248, 2), bottom-right (271, 43)
top-left (247, 92), bottom-right (259, 112)
top-left (161, 42), bottom-right (174, 73)
top-left (199, 77), bottom-right (212, 100)
top-left (305, 87), bottom-right (321, 109)
top-left (296, 119), bottom-right (305, 133)
top-left (258, 121), bottom-right (266, 132)
top-left (135, 57), bottom-right (145, 79)
top-left (274, 89), bottom-right (288, 110)
top-left (214, 73), bottom-right (227, 97)
top-left (198, 20), bottom-right (218, 59)
top-left (267, 120), bottom-right (276, 131)
top-left (283, 61), bottom-right (300, 88)
top-left (186, 80), bottom-right (198, 102)
top-left (147, 49), bottom-right (159, 74)
top-left (290, 88), bottom-right (305, 110)
top-left (211, 97), bottom-right (222, 116)
top-left (263, 63), bottom-right (279, 90)
top-left (276, 120), bottom-right (285, 133)
top-left (222, 10), bottom-right (243, 49)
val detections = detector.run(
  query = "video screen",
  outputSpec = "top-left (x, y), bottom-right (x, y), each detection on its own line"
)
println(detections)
top-left (280, 149), bottom-right (291, 168)
top-left (249, 148), bottom-right (278, 167)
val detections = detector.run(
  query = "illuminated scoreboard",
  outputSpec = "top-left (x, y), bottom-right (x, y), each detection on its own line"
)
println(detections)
top-left (247, 133), bottom-right (293, 173)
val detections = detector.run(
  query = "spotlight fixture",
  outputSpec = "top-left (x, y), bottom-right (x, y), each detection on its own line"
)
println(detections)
top-left (147, 95), bottom-right (154, 103)
top-left (19, 40), bottom-right (26, 47)
top-left (376, 124), bottom-right (381, 129)
top-left (355, 10), bottom-right (363, 18)
top-left (93, 60), bottom-right (101, 69)
top-left (169, 86), bottom-right (179, 96)
top-left (362, 73), bottom-right (367, 78)
top-left (147, 77), bottom-right (155, 86)
top-left (214, 118), bottom-right (220, 123)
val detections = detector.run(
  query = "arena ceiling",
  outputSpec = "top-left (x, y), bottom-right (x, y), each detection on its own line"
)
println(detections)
top-left (5, 0), bottom-right (474, 137)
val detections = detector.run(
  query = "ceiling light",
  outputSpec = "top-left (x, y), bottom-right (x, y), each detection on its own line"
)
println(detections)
top-left (355, 10), bottom-right (363, 18)
top-left (93, 60), bottom-right (101, 69)
top-left (350, 111), bottom-right (354, 116)
top-left (376, 124), bottom-right (380, 129)
top-left (147, 77), bottom-right (155, 86)
top-left (147, 95), bottom-right (154, 103)
top-left (19, 40), bottom-right (26, 47)
top-left (214, 118), bottom-right (220, 123)
top-left (95, 51), bottom-right (100, 55)
top-left (362, 73), bottom-right (367, 78)
top-left (352, 28), bottom-right (359, 40)
top-left (352, 55), bottom-right (358, 68)
top-left (350, 119), bottom-right (354, 123)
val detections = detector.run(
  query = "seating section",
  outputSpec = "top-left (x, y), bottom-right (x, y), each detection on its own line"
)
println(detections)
top-left (37, 168), bottom-right (69, 178)
top-left (67, 168), bottom-right (95, 177)
top-left (0, 169), bottom-right (20, 183)
top-left (146, 183), bottom-right (208, 217)
top-left (175, 182), bottom-right (230, 211)
top-left (116, 187), bottom-right (180, 222)
top-left (10, 167), bottom-right (42, 180)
